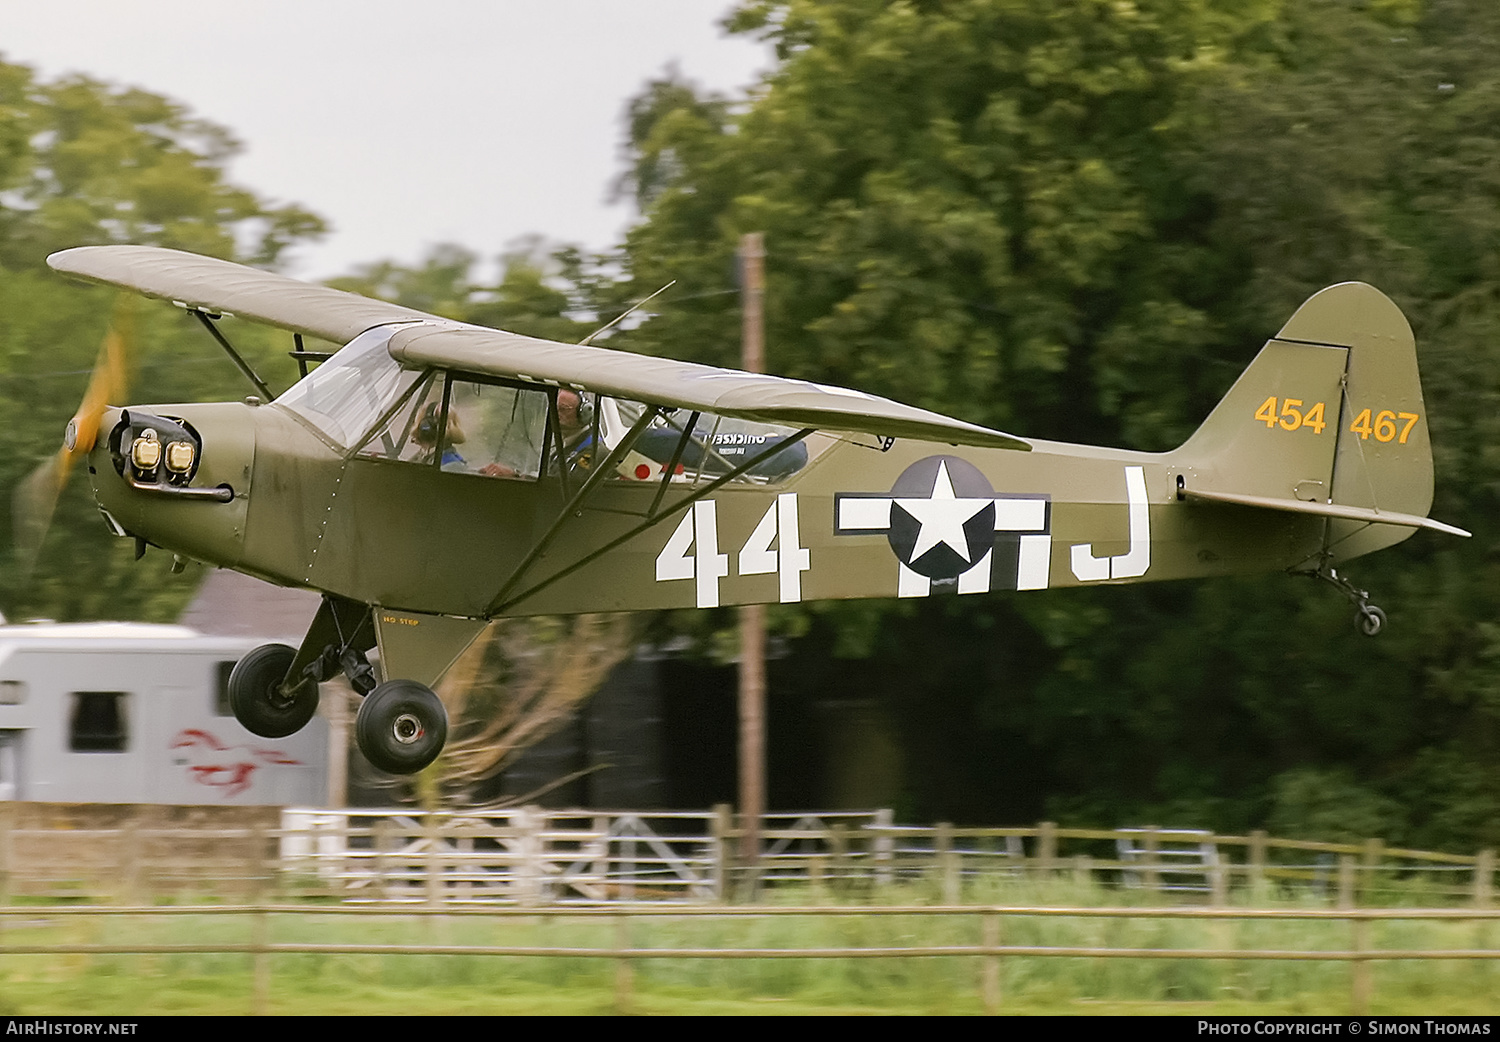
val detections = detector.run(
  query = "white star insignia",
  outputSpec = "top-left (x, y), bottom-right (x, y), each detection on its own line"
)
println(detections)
top-left (894, 460), bottom-right (992, 564)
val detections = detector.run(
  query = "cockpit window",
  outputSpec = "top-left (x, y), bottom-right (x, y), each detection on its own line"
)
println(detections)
top-left (278, 326), bottom-right (823, 485)
top-left (275, 325), bottom-right (422, 447)
top-left (603, 399), bottom-right (817, 485)
top-left (359, 375), bottom-right (551, 479)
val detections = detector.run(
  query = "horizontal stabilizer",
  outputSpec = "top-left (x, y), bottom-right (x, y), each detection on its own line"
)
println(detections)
top-left (1182, 486), bottom-right (1470, 538)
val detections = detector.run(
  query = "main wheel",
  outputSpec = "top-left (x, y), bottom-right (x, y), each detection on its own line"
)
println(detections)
top-left (228, 643), bottom-right (319, 738)
top-left (355, 680), bottom-right (448, 775)
top-left (1357, 605), bottom-right (1387, 638)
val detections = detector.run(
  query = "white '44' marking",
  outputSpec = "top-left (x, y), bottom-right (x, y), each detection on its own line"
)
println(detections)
top-left (737, 494), bottom-right (810, 603)
top-left (655, 494), bottom-right (809, 608)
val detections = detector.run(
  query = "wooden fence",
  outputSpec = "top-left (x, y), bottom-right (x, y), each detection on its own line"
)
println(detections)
top-left (0, 803), bottom-right (1493, 906)
top-left (1, 902), bottom-right (1497, 1015)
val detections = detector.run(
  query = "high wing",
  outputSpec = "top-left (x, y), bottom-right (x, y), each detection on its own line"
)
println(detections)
top-left (47, 244), bottom-right (1029, 451)
top-left (49, 244), bottom-right (432, 345)
top-left (383, 326), bottom-right (1029, 448)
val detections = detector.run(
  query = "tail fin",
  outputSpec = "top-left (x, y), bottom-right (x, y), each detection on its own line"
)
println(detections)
top-left (1173, 283), bottom-right (1459, 562)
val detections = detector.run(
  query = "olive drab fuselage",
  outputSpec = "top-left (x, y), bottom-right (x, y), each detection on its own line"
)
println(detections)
top-left (86, 285), bottom-right (1443, 694)
top-left (91, 398), bottom-right (1356, 620)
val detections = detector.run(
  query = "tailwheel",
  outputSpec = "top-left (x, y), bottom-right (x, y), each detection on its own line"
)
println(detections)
top-left (228, 642), bottom-right (320, 737)
top-left (1357, 605), bottom-right (1387, 638)
top-left (355, 679), bottom-right (448, 775)
top-left (1309, 565), bottom-right (1387, 639)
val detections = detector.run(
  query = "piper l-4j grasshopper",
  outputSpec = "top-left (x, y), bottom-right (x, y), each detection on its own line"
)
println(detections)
top-left (34, 245), bottom-right (1468, 774)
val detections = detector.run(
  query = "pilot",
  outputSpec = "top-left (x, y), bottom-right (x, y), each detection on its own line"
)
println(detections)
top-left (414, 402), bottom-right (467, 469)
top-left (554, 388), bottom-right (596, 468)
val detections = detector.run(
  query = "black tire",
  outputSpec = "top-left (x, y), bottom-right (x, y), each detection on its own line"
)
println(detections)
top-left (355, 680), bottom-right (448, 775)
top-left (228, 643), bottom-right (319, 738)
top-left (1357, 605), bottom-right (1387, 638)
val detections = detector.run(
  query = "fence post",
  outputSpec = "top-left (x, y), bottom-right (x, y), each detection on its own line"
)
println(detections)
top-left (1209, 834), bottom-right (1228, 907)
top-left (936, 822), bottom-right (959, 903)
top-left (591, 814), bottom-right (609, 898)
top-left (0, 802), bottom-right (12, 907)
top-left (830, 823), bottom-right (847, 897)
top-left (1249, 830), bottom-right (1268, 896)
top-left (1350, 913), bottom-right (1371, 1016)
top-left (251, 904), bottom-right (271, 1016)
top-left (120, 818), bottom-right (142, 904)
top-left (1144, 826), bottom-right (1162, 897)
top-left (374, 818), bottom-right (391, 900)
top-left (1036, 821), bottom-right (1057, 877)
top-left (250, 823), bottom-right (270, 903)
top-left (1472, 849), bottom-right (1496, 908)
top-left (809, 850), bottom-right (827, 901)
top-left (613, 913), bottom-right (634, 1014)
top-left (1362, 838), bottom-right (1384, 904)
top-left (712, 804), bottom-right (732, 902)
top-left (425, 814), bottom-right (443, 910)
top-left (874, 809), bottom-right (895, 888)
top-left (981, 911), bottom-right (1001, 1014)
top-left (516, 806), bottom-right (541, 908)
top-left (1337, 855), bottom-right (1357, 909)
top-left (1073, 854), bottom-right (1092, 890)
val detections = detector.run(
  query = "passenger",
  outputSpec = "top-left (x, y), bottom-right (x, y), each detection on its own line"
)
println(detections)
top-left (413, 402), bottom-right (467, 469)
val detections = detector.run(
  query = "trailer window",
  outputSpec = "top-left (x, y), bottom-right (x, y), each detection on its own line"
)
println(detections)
top-left (70, 691), bottom-right (128, 752)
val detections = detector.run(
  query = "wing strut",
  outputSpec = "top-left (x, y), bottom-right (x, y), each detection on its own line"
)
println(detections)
top-left (191, 309), bottom-right (274, 400)
top-left (648, 411), bottom-right (701, 517)
top-left (488, 427), bottom-right (816, 617)
top-left (487, 405), bottom-right (665, 613)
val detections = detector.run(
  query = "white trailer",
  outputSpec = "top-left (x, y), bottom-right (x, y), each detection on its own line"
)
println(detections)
top-left (0, 622), bottom-right (327, 805)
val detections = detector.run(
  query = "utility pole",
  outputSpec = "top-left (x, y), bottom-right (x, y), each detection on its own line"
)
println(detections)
top-left (738, 232), bottom-right (766, 891)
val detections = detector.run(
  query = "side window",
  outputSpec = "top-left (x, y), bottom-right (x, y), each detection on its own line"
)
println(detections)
top-left (441, 379), bottom-right (550, 479)
top-left (70, 692), bottom-right (128, 752)
top-left (215, 661), bottom-right (235, 716)
top-left (605, 399), bottom-right (815, 486)
top-left (360, 375), bottom-right (551, 480)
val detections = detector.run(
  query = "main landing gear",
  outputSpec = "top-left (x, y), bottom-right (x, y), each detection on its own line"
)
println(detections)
top-left (226, 596), bottom-right (450, 775)
top-left (227, 643), bottom-right (318, 738)
top-left (354, 680), bottom-right (448, 775)
top-left (1310, 566), bottom-right (1387, 638)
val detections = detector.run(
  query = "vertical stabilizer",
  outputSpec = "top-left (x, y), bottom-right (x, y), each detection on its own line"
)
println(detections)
top-left (1174, 283), bottom-right (1434, 563)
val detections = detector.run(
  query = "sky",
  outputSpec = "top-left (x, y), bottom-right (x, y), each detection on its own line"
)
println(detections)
top-left (0, 1), bottom-right (770, 279)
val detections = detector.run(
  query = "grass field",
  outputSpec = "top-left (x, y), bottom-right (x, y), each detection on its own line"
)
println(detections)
top-left (0, 878), bottom-right (1495, 1015)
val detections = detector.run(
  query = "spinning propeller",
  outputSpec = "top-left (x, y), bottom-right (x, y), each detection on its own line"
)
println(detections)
top-left (13, 296), bottom-right (134, 574)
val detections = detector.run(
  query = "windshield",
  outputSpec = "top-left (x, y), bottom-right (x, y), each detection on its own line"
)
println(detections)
top-left (275, 325), bottom-right (422, 446)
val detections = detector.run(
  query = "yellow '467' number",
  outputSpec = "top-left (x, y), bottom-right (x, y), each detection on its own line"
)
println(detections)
top-left (1348, 409), bottom-right (1419, 443)
top-left (1255, 396), bottom-right (1327, 434)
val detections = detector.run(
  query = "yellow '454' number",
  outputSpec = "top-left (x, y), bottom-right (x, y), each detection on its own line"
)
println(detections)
top-left (1348, 408), bottom-right (1420, 444)
top-left (1255, 396), bottom-right (1327, 434)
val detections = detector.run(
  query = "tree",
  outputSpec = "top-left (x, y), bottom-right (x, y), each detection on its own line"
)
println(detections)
top-left (609, 0), bottom-right (1500, 850)
top-left (0, 59), bottom-right (327, 623)
top-left (423, 614), bottom-right (638, 806)
top-left (328, 238), bottom-right (612, 343)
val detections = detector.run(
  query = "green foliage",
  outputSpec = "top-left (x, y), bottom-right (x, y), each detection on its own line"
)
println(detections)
top-left (6, 1), bottom-right (1500, 856)
top-left (328, 235), bottom-right (628, 342)
top-left (610, 0), bottom-right (1500, 851)
top-left (0, 61), bottom-right (324, 267)
top-left (0, 58), bottom-right (327, 622)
